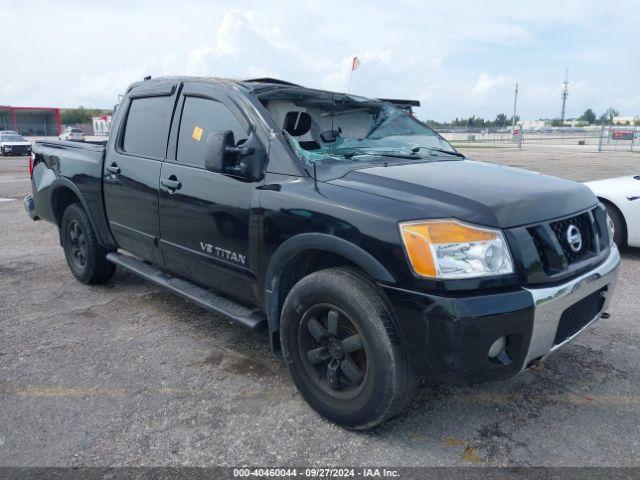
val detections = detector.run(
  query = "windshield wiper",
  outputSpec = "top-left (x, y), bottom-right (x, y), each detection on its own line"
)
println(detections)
top-left (341, 151), bottom-right (418, 160)
top-left (411, 146), bottom-right (465, 158)
top-left (376, 152), bottom-right (421, 159)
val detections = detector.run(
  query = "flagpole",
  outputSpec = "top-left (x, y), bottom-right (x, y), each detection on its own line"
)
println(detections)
top-left (348, 56), bottom-right (359, 94)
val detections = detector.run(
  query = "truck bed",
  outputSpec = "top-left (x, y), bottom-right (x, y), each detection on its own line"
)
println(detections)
top-left (30, 140), bottom-right (114, 247)
top-left (35, 139), bottom-right (106, 154)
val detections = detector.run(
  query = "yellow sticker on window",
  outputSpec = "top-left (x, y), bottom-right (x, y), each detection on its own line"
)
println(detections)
top-left (192, 126), bottom-right (203, 141)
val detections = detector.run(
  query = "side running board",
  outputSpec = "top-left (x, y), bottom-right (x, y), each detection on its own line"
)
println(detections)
top-left (106, 252), bottom-right (266, 332)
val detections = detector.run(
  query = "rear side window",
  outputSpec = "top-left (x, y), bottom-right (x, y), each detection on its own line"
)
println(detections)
top-left (177, 96), bottom-right (247, 168)
top-left (123, 95), bottom-right (172, 158)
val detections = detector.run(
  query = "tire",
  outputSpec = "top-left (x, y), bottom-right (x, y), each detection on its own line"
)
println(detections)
top-left (603, 201), bottom-right (626, 250)
top-left (61, 203), bottom-right (116, 284)
top-left (280, 267), bottom-right (416, 430)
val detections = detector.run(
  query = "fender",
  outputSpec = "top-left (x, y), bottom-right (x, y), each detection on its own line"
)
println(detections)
top-left (264, 232), bottom-right (396, 334)
top-left (49, 178), bottom-right (116, 248)
top-left (596, 195), bottom-right (634, 245)
top-left (596, 194), bottom-right (622, 212)
top-left (596, 195), bottom-right (626, 224)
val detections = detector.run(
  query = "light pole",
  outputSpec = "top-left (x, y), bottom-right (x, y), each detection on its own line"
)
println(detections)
top-left (511, 83), bottom-right (518, 132)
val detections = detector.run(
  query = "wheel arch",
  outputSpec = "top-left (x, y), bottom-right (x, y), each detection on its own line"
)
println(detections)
top-left (264, 233), bottom-right (396, 348)
top-left (598, 196), bottom-right (628, 244)
top-left (50, 179), bottom-right (104, 246)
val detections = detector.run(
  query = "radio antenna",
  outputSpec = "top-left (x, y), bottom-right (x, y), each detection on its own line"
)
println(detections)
top-left (312, 161), bottom-right (319, 192)
top-left (331, 92), bottom-right (335, 133)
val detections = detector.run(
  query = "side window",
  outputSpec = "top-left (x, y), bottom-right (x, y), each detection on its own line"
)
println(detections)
top-left (122, 95), bottom-right (172, 158)
top-left (177, 96), bottom-right (247, 168)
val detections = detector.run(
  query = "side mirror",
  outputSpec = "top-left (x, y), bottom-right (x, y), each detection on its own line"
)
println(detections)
top-left (204, 130), bottom-right (235, 172)
top-left (205, 130), bottom-right (266, 181)
top-left (232, 131), bottom-right (266, 181)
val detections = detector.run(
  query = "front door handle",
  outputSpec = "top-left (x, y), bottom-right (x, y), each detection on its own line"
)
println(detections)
top-left (161, 176), bottom-right (182, 191)
top-left (106, 164), bottom-right (120, 175)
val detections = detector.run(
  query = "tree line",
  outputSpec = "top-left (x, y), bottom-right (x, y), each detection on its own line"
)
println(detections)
top-left (423, 107), bottom-right (637, 128)
top-left (61, 107), bottom-right (112, 126)
top-left (423, 114), bottom-right (519, 128)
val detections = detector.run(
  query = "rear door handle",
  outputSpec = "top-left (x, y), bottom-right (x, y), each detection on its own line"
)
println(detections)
top-left (106, 164), bottom-right (120, 175)
top-left (161, 176), bottom-right (182, 191)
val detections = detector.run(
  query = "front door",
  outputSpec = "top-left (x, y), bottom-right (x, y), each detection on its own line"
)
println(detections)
top-left (103, 82), bottom-right (178, 265)
top-left (158, 86), bottom-right (262, 304)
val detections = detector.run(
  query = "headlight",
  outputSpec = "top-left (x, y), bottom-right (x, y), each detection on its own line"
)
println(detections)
top-left (399, 220), bottom-right (514, 279)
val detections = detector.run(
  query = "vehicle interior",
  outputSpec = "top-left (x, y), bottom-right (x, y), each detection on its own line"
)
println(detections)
top-left (259, 88), bottom-right (382, 152)
top-left (257, 87), bottom-right (455, 165)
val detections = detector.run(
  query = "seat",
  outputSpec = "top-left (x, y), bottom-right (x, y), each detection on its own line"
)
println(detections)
top-left (283, 111), bottom-right (320, 150)
top-left (283, 111), bottom-right (312, 136)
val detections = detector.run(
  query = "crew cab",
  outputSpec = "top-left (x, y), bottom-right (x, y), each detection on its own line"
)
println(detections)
top-left (25, 77), bottom-right (620, 429)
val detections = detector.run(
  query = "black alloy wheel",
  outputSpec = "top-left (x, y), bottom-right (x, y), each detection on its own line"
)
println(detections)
top-left (280, 267), bottom-right (417, 430)
top-left (67, 219), bottom-right (88, 270)
top-left (61, 203), bottom-right (116, 284)
top-left (298, 304), bottom-right (367, 397)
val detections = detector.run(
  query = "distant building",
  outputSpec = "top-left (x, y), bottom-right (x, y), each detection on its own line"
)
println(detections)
top-left (612, 116), bottom-right (639, 125)
top-left (0, 105), bottom-right (61, 136)
top-left (92, 115), bottom-right (112, 136)
top-left (520, 120), bottom-right (550, 130)
top-left (565, 119), bottom-right (583, 127)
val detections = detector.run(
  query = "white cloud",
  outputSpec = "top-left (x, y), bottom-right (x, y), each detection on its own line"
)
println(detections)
top-left (70, 55), bottom-right (184, 107)
top-left (185, 10), bottom-right (291, 76)
top-left (614, 93), bottom-right (640, 110)
top-left (0, 0), bottom-right (638, 120)
top-left (2, 78), bottom-right (31, 99)
top-left (246, 65), bottom-right (282, 79)
top-left (471, 74), bottom-right (513, 98)
top-left (460, 22), bottom-right (533, 45)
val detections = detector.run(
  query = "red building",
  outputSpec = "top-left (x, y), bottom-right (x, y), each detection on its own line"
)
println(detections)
top-left (0, 106), bottom-right (61, 136)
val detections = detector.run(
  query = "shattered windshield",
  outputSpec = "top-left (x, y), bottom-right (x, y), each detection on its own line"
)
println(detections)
top-left (260, 89), bottom-right (459, 165)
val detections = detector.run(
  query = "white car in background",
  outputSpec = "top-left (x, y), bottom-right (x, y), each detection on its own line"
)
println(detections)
top-left (59, 127), bottom-right (86, 142)
top-left (586, 175), bottom-right (640, 249)
top-left (0, 133), bottom-right (32, 156)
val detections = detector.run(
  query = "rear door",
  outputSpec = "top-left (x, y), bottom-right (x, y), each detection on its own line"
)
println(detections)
top-left (103, 82), bottom-right (178, 264)
top-left (158, 83), bottom-right (261, 303)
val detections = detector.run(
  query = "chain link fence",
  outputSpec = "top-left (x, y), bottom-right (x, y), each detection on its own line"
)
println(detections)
top-left (597, 125), bottom-right (639, 152)
top-left (436, 126), bottom-right (639, 152)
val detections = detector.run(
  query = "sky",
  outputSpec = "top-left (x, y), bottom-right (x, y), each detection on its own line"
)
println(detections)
top-left (1, 0), bottom-right (638, 121)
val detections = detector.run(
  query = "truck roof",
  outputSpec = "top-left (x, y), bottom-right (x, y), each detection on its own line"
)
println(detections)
top-left (126, 76), bottom-right (420, 109)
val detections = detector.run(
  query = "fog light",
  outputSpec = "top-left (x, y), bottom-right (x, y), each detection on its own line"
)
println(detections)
top-left (488, 336), bottom-right (507, 358)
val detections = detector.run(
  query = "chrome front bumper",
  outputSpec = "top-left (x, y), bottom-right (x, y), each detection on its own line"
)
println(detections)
top-left (523, 245), bottom-right (621, 367)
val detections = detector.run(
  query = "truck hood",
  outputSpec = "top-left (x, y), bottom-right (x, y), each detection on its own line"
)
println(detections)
top-left (329, 159), bottom-right (597, 228)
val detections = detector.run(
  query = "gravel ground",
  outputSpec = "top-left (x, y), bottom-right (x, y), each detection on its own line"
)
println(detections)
top-left (1, 146), bottom-right (639, 467)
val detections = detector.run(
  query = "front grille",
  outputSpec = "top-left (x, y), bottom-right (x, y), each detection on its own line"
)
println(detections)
top-left (550, 212), bottom-right (594, 263)
top-left (7, 145), bottom-right (29, 155)
top-left (554, 287), bottom-right (606, 345)
top-left (528, 208), bottom-right (601, 275)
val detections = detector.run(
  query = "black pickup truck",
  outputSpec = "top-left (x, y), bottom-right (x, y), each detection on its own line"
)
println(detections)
top-left (25, 76), bottom-right (620, 429)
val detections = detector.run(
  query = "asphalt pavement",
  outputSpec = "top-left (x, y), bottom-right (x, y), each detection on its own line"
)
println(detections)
top-left (1, 147), bottom-right (639, 467)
